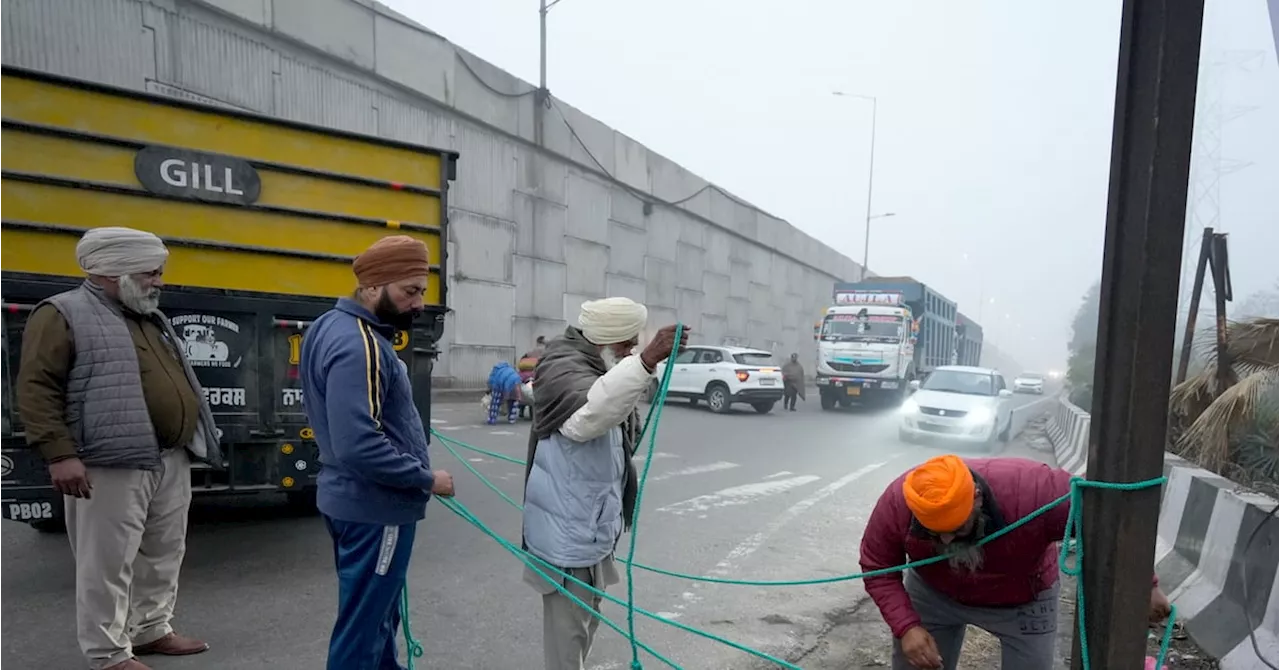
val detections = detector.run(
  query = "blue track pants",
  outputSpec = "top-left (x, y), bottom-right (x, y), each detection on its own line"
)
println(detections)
top-left (324, 515), bottom-right (417, 670)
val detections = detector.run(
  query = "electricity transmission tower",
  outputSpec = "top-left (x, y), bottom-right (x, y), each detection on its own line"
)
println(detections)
top-left (1178, 48), bottom-right (1265, 312)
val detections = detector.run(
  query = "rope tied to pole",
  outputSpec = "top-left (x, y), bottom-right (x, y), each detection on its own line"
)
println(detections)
top-left (397, 320), bottom-right (1174, 669)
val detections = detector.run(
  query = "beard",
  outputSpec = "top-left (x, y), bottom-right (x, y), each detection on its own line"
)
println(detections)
top-left (119, 274), bottom-right (160, 314)
top-left (374, 290), bottom-right (418, 331)
top-left (936, 514), bottom-right (989, 574)
top-left (601, 347), bottom-right (620, 370)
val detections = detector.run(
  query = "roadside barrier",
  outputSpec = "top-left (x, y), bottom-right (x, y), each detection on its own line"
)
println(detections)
top-left (402, 332), bottom-right (1176, 670)
top-left (1043, 397), bottom-right (1279, 670)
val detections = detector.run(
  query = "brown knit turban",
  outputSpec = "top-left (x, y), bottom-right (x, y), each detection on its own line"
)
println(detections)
top-left (352, 236), bottom-right (430, 288)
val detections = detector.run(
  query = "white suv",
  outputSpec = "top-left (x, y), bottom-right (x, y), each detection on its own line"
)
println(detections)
top-left (651, 346), bottom-right (786, 414)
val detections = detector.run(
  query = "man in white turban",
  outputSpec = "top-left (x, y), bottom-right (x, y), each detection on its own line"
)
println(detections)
top-left (520, 298), bottom-right (689, 669)
top-left (17, 226), bottom-right (220, 670)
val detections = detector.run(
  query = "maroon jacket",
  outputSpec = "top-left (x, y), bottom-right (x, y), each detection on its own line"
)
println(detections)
top-left (859, 457), bottom-right (1157, 638)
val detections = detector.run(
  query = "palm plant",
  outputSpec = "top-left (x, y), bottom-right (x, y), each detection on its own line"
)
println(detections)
top-left (1169, 317), bottom-right (1279, 491)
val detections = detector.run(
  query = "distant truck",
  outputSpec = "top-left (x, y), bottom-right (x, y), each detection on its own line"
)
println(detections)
top-left (815, 277), bottom-right (975, 409)
top-left (0, 67), bottom-right (457, 531)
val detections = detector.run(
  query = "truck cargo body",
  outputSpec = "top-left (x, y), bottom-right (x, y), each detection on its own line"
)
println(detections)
top-left (816, 277), bottom-right (961, 408)
top-left (0, 67), bottom-right (457, 531)
top-left (955, 312), bottom-right (984, 367)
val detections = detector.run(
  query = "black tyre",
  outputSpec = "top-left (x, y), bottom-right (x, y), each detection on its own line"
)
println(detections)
top-left (29, 516), bottom-right (66, 534)
top-left (820, 393), bottom-right (837, 411)
top-left (285, 489), bottom-right (319, 515)
top-left (998, 417), bottom-right (1013, 442)
top-left (898, 428), bottom-right (914, 444)
top-left (752, 401), bottom-right (776, 414)
top-left (705, 384), bottom-right (732, 414)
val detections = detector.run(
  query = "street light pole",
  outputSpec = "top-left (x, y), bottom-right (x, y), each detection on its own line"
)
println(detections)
top-left (861, 96), bottom-right (877, 277)
top-left (833, 92), bottom-right (880, 279)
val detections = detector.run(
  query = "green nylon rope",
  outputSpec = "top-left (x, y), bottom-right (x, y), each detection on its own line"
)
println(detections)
top-left (399, 324), bottom-right (1175, 670)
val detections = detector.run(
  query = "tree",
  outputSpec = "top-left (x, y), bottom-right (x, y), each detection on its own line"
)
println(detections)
top-left (1169, 317), bottom-right (1279, 493)
top-left (1066, 282), bottom-right (1101, 409)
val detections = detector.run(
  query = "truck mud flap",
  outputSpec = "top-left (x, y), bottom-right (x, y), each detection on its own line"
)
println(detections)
top-left (1, 446), bottom-right (63, 524)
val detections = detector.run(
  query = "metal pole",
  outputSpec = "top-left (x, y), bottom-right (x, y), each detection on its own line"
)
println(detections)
top-left (1175, 227), bottom-right (1213, 384)
top-left (1209, 233), bottom-right (1234, 392)
top-left (1071, 0), bottom-right (1205, 667)
top-left (535, 0), bottom-right (548, 147)
top-left (861, 97), bottom-right (877, 280)
top-left (539, 0), bottom-right (548, 92)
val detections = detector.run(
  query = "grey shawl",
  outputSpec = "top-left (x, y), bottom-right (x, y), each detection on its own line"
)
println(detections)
top-left (523, 326), bottom-right (640, 531)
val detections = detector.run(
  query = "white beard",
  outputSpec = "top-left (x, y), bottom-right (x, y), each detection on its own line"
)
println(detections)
top-left (119, 274), bottom-right (161, 314)
top-left (601, 347), bottom-right (619, 370)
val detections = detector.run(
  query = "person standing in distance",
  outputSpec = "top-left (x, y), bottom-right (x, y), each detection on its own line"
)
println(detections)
top-left (17, 226), bottom-right (220, 670)
top-left (300, 235), bottom-right (455, 670)
top-left (522, 298), bottom-right (689, 670)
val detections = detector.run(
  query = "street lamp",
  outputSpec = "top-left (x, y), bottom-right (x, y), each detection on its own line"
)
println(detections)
top-left (539, 0), bottom-right (567, 93)
top-left (833, 91), bottom-right (880, 277)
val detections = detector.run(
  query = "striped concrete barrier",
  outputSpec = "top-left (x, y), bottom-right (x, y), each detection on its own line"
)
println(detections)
top-left (1043, 397), bottom-right (1280, 669)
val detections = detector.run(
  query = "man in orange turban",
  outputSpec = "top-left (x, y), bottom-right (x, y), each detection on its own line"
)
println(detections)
top-left (859, 455), bottom-right (1171, 670)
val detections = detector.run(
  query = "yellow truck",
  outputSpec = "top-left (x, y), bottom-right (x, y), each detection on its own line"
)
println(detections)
top-left (0, 66), bottom-right (457, 531)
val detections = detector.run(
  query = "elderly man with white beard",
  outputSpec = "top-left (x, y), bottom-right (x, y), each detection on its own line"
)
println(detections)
top-left (521, 297), bottom-right (689, 670)
top-left (17, 227), bottom-right (222, 670)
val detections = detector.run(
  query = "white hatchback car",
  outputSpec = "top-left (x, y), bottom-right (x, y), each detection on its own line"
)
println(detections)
top-left (651, 346), bottom-right (786, 414)
top-left (899, 366), bottom-right (1014, 448)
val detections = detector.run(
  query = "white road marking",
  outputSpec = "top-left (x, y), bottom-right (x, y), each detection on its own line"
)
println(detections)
top-left (430, 418), bottom-right (448, 424)
top-left (647, 461), bottom-right (740, 482)
top-left (655, 611), bottom-right (682, 620)
top-left (705, 463), bottom-right (885, 575)
top-left (764, 471), bottom-right (794, 479)
top-left (670, 461), bottom-right (892, 611)
top-left (633, 452), bottom-right (679, 461)
top-left (656, 475), bottom-right (821, 516)
top-left (489, 430), bottom-right (517, 436)
top-left (439, 426), bottom-right (467, 431)
top-left (587, 662), bottom-right (625, 670)
top-left (468, 458), bottom-right (485, 463)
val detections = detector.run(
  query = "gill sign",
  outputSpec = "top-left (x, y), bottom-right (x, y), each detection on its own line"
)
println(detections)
top-left (134, 146), bottom-right (262, 205)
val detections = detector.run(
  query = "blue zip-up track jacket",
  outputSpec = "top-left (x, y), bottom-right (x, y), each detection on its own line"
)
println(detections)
top-left (301, 298), bottom-right (434, 526)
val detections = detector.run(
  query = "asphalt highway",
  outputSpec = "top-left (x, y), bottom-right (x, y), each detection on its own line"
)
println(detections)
top-left (0, 390), bottom-right (1059, 670)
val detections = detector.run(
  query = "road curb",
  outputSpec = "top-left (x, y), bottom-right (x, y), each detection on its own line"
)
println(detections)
top-left (1044, 397), bottom-right (1279, 669)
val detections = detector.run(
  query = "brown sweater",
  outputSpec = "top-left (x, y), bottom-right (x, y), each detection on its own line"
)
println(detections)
top-left (17, 304), bottom-right (201, 462)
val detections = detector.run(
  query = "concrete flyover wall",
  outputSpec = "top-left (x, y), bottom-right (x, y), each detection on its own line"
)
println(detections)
top-left (1043, 397), bottom-right (1279, 670)
top-left (0, 0), bottom-right (865, 387)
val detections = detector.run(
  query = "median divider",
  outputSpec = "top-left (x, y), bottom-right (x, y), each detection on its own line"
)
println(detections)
top-left (1042, 397), bottom-right (1279, 670)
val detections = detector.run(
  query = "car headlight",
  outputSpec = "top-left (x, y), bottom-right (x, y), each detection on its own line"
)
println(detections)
top-left (965, 407), bottom-right (993, 425)
top-left (901, 398), bottom-right (920, 414)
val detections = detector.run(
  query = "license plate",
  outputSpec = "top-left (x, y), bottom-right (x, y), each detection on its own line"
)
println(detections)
top-left (5, 501), bottom-right (55, 521)
top-left (760, 378), bottom-right (776, 386)
top-left (846, 386), bottom-right (861, 396)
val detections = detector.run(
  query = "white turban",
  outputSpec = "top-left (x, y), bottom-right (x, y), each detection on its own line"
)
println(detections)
top-left (76, 227), bottom-right (169, 277)
top-left (579, 297), bottom-right (648, 345)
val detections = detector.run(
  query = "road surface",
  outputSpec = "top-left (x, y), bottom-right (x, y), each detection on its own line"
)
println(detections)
top-left (0, 390), bottom-right (1059, 670)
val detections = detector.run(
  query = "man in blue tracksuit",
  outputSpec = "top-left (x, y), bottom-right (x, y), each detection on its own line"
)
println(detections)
top-left (300, 235), bottom-right (455, 670)
top-left (487, 360), bottom-right (524, 424)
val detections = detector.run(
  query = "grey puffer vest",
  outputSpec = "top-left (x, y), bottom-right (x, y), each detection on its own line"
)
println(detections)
top-left (42, 282), bottom-right (222, 470)
top-left (523, 426), bottom-right (627, 569)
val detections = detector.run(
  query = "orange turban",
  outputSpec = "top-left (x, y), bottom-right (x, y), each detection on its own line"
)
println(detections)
top-left (902, 455), bottom-right (976, 533)
top-left (352, 236), bottom-right (429, 288)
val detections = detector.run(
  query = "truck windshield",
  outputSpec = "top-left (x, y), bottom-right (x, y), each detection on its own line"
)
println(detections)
top-left (821, 314), bottom-right (904, 343)
top-left (922, 370), bottom-right (997, 396)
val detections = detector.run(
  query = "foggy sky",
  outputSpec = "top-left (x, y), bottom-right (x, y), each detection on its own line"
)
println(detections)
top-left (383, 0), bottom-right (1279, 372)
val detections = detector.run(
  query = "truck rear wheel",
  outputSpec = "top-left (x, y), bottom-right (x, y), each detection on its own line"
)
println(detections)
top-left (29, 517), bottom-right (66, 534)
top-left (820, 392), bottom-right (836, 411)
